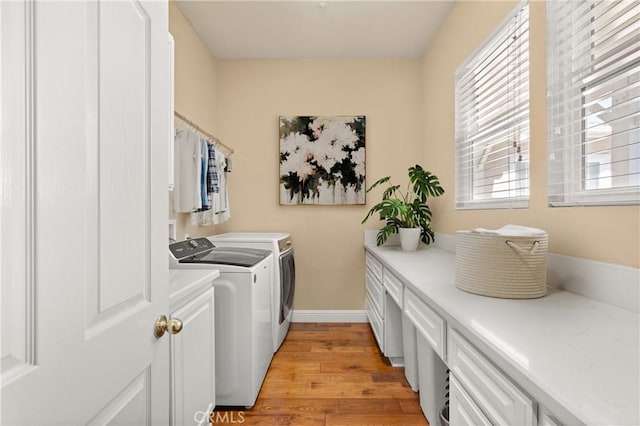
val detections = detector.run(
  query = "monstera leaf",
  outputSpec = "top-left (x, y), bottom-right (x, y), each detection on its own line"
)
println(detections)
top-left (362, 165), bottom-right (445, 246)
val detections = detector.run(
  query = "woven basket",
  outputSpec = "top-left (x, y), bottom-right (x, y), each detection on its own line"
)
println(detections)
top-left (455, 231), bottom-right (548, 299)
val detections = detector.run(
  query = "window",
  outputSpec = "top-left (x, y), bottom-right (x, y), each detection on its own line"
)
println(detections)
top-left (455, 2), bottom-right (530, 209)
top-left (547, 0), bottom-right (640, 206)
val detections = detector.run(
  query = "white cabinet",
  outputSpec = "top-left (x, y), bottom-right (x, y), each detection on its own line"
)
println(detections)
top-left (403, 287), bottom-right (448, 424)
top-left (404, 288), bottom-right (446, 360)
top-left (366, 254), bottom-right (385, 349)
top-left (364, 236), bottom-right (637, 426)
top-left (383, 268), bottom-right (403, 306)
top-left (450, 374), bottom-right (492, 426)
top-left (366, 266), bottom-right (384, 314)
top-left (382, 265), bottom-right (404, 360)
top-left (366, 291), bottom-right (384, 347)
top-left (538, 406), bottom-right (563, 426)
top-left (540, 412), bottom-right (562, 426)
top-left (365, 252), bottom-right (403, 363)
top-left (366, 251), bottom-right (383, 280)
top-left (367, 246), bottom-right (536, 426)
top-left (170, 287), bottom-right (215, 426)
top-left (448, 328), bottom-right (536, 426)
top-left (169, 270), bottom-right (217, 426)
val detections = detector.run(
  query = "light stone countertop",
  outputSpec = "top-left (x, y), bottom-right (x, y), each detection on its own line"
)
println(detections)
top-left (364, 234), bottom-right (639, 425)
top-left (169, 269), bottom-right (219, 308)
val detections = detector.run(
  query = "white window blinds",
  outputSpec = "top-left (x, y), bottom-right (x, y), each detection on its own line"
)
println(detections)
top-left (547, 0), bottom-right (640, 206)
top-left (455, 1), bottom-right (530, 210)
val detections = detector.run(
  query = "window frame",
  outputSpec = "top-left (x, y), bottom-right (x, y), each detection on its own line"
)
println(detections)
top-left (454, 0), bottom-right (531, 210)
top-left (547, 0), bottom-right (640, 207)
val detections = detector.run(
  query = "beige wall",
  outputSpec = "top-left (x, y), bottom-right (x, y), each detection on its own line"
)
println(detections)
top-left (168, 1), bottom-right (221, 239)
top-left (215, 59), bottom-right (423, 309)
top-left (169, 1), bottom-right (638, 313)
top-left (422, 1), bottom-right (640, 269)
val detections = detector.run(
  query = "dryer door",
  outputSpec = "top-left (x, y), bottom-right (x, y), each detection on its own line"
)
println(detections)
top-left (279, 248), bottom-right (296, 323)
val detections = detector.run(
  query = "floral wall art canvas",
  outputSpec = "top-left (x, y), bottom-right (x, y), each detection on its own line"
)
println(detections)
top-left (279, 116), bottom-right (366, 205)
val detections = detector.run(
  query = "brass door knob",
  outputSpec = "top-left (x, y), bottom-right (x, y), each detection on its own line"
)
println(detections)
top-left (154, 315), bottom-right (183, 338)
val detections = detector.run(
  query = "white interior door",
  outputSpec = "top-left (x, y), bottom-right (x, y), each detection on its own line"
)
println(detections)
top-left (1, 1), bottom-right (171, 424)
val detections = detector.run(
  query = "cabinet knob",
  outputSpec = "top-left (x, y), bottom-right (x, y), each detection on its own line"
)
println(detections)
top-left (154, 315), bottom-right (183, 338)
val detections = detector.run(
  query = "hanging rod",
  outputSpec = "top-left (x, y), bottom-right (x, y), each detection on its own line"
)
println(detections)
top-left (174, 111), bottom-right (234, 155)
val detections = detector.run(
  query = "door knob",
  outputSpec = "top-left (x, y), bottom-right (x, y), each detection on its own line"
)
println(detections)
top-left (154, 315), bottom-right (183, 338)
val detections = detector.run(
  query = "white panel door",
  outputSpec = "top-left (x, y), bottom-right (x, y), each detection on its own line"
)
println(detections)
top-left (1, 0), bottom-right (171, 424)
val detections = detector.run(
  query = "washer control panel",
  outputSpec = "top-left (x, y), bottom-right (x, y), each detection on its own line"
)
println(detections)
top-left (169, 238), bottom-right (215, 260)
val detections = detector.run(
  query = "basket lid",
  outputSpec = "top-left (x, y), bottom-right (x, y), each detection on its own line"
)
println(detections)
top-left (458, 224), bottom-right (547, 237)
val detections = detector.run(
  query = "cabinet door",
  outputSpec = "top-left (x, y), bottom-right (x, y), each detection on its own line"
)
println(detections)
top-left (366, 267), bottom-right (384, 315)
top-left (540, 413), bottom-right (562, 426)
top-left (171, 287), bottom-right (216, 425)
top-left (450, 374), bottom-right (492, 426)
top-left (367, 292), bottom-right (384, 351)
top-left (404, 288), bottom-right (446, 359)
top-left (448, 328), bottom-right (535, 426)
top-left (365, 252), bottom-right (383, 281)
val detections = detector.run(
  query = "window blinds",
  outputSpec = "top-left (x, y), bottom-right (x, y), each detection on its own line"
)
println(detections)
top-left (547, 0), bottom-right (640, 206)
top-left (455, 2), bottom-right (530, 210)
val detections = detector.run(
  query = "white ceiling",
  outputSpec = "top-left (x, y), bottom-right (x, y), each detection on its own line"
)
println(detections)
top-left (175, 1), bottom-right (455, 60)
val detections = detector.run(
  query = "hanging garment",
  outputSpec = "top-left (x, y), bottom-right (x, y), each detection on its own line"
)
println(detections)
top-left (173, 127), bottom-right (202, 213)
top-left (207, 142), bottom-right (220, 195)
top-left (200, 137), bottom-right (209, 209)
top-left (190, 143), bottom-right (231, 226)
top-left (212, 150), bottom-right (231, 224)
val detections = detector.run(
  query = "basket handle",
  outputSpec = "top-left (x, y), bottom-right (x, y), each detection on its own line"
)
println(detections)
top-left (505, 240), bottom-right (540, 256)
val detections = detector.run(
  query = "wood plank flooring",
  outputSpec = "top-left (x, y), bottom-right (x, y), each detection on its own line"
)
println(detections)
top-left (212, 323), bottom-right (429, 425)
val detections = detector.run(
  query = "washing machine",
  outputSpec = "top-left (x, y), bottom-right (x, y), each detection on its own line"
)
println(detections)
top-left (169, 238), bottom-right (274, 407)
top-left (207, 233), bottom-right (295, 352)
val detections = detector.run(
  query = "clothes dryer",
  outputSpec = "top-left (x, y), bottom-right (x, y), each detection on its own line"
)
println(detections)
top-left (207, 233), bottom-right (295, 352)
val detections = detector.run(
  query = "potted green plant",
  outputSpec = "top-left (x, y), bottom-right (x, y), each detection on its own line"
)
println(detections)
top-left (362, 164), bottom-right (445, 251)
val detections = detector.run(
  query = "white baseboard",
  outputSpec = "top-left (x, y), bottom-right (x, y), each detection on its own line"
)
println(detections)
top-left (291, 310), bottom-right (368, 323)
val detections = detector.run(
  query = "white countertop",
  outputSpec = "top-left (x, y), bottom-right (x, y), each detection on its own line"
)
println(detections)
top-left (364, 238), bottom-right (639, 425)
top-left (169, 269), bottom-right (220, 307)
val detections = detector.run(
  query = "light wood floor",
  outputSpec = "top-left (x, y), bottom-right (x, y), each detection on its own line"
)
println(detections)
top-left (212, 323), bottom-right (429, 425)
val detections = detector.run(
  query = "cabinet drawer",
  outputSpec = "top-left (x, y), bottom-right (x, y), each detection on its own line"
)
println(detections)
top-left (404, 289), bottom-right (445, 359)
top-left (367, 292), bottom-right (384, 350)
top-left (366, 252), bottom-right (383, 281)
top-left (448, 328), bottom-right (535, 426)
top-left (540, 413), bottom-right (562, 426)
top-left (450, 374), bottom-right (492, 426)
top-left (366, 267), bottom-right (384, 316)
top-left (383, 269), bottom-right (403, 307)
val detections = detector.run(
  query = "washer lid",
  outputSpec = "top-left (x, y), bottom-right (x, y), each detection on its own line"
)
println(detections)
top-left (179, 247), bottom-right (271, 267)
top-left (209, 232), bottom-right (288, 240)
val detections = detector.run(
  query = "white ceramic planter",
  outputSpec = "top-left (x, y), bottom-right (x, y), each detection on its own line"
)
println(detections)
top-left (399, 228), bottom-right (421, 251)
